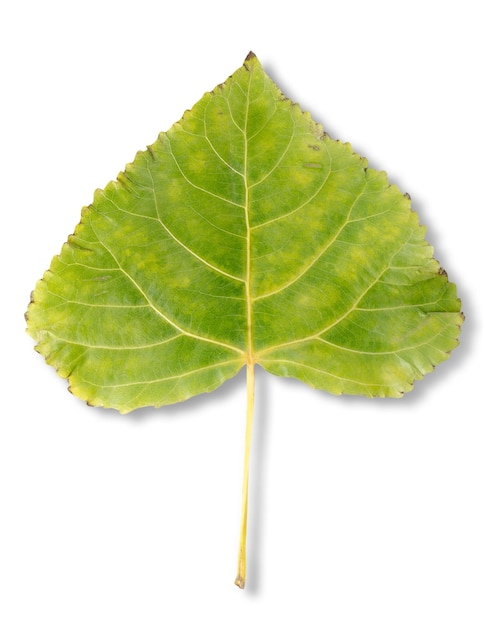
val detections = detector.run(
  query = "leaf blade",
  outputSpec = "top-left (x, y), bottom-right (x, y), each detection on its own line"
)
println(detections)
top-left (27, 53), bottom-right (462, 410)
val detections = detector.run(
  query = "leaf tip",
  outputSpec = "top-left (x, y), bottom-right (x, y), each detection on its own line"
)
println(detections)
top-left (244, 51), bottom-right (261, 71)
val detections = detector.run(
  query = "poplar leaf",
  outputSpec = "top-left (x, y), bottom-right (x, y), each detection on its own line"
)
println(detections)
top-left (26, 52), bottom-right (463, 588)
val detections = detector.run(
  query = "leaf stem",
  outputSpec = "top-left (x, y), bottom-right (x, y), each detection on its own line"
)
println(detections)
top-left (234, 361), bottom-right (255, 589)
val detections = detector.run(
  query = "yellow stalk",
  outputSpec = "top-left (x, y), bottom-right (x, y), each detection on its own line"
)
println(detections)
top-left (234, 361), bottom-right (255, 589)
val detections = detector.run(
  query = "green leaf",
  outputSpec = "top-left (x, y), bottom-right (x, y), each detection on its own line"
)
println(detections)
top-left (27, 52), bottom-right (462, 407)
top-left (26, 52), bottom-right (463, 587)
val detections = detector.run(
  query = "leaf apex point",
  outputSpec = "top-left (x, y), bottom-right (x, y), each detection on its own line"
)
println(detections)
top-left (244, 51), bottom-right (261, 71)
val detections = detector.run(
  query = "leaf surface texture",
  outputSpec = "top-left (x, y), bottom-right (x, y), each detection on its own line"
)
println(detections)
top-left (27, 53), bottom-right (463, 412)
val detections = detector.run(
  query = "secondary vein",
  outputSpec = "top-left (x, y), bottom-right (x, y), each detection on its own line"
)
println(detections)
top-left (146, 165), bottom-right (245, 283)
top-left (90, 215), bottom-right (245, 357)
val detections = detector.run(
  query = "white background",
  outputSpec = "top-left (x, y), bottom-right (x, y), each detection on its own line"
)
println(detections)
top-left (1, 1), bottom-right (483, 624)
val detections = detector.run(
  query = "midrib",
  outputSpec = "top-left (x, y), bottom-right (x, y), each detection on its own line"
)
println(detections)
top-left (243, 67), bottom-right (254, 366)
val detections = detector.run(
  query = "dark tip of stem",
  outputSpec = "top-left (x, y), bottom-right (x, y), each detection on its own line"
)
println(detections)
top-left (234, 576), bottom-right (246, 589)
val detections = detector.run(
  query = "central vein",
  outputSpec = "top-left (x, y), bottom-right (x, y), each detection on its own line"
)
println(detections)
top-left (244, 72), bottom-right (254, 365)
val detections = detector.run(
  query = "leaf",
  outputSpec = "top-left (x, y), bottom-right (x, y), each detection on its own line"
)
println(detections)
top-left (26, 52), bottom-right (463, 587)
